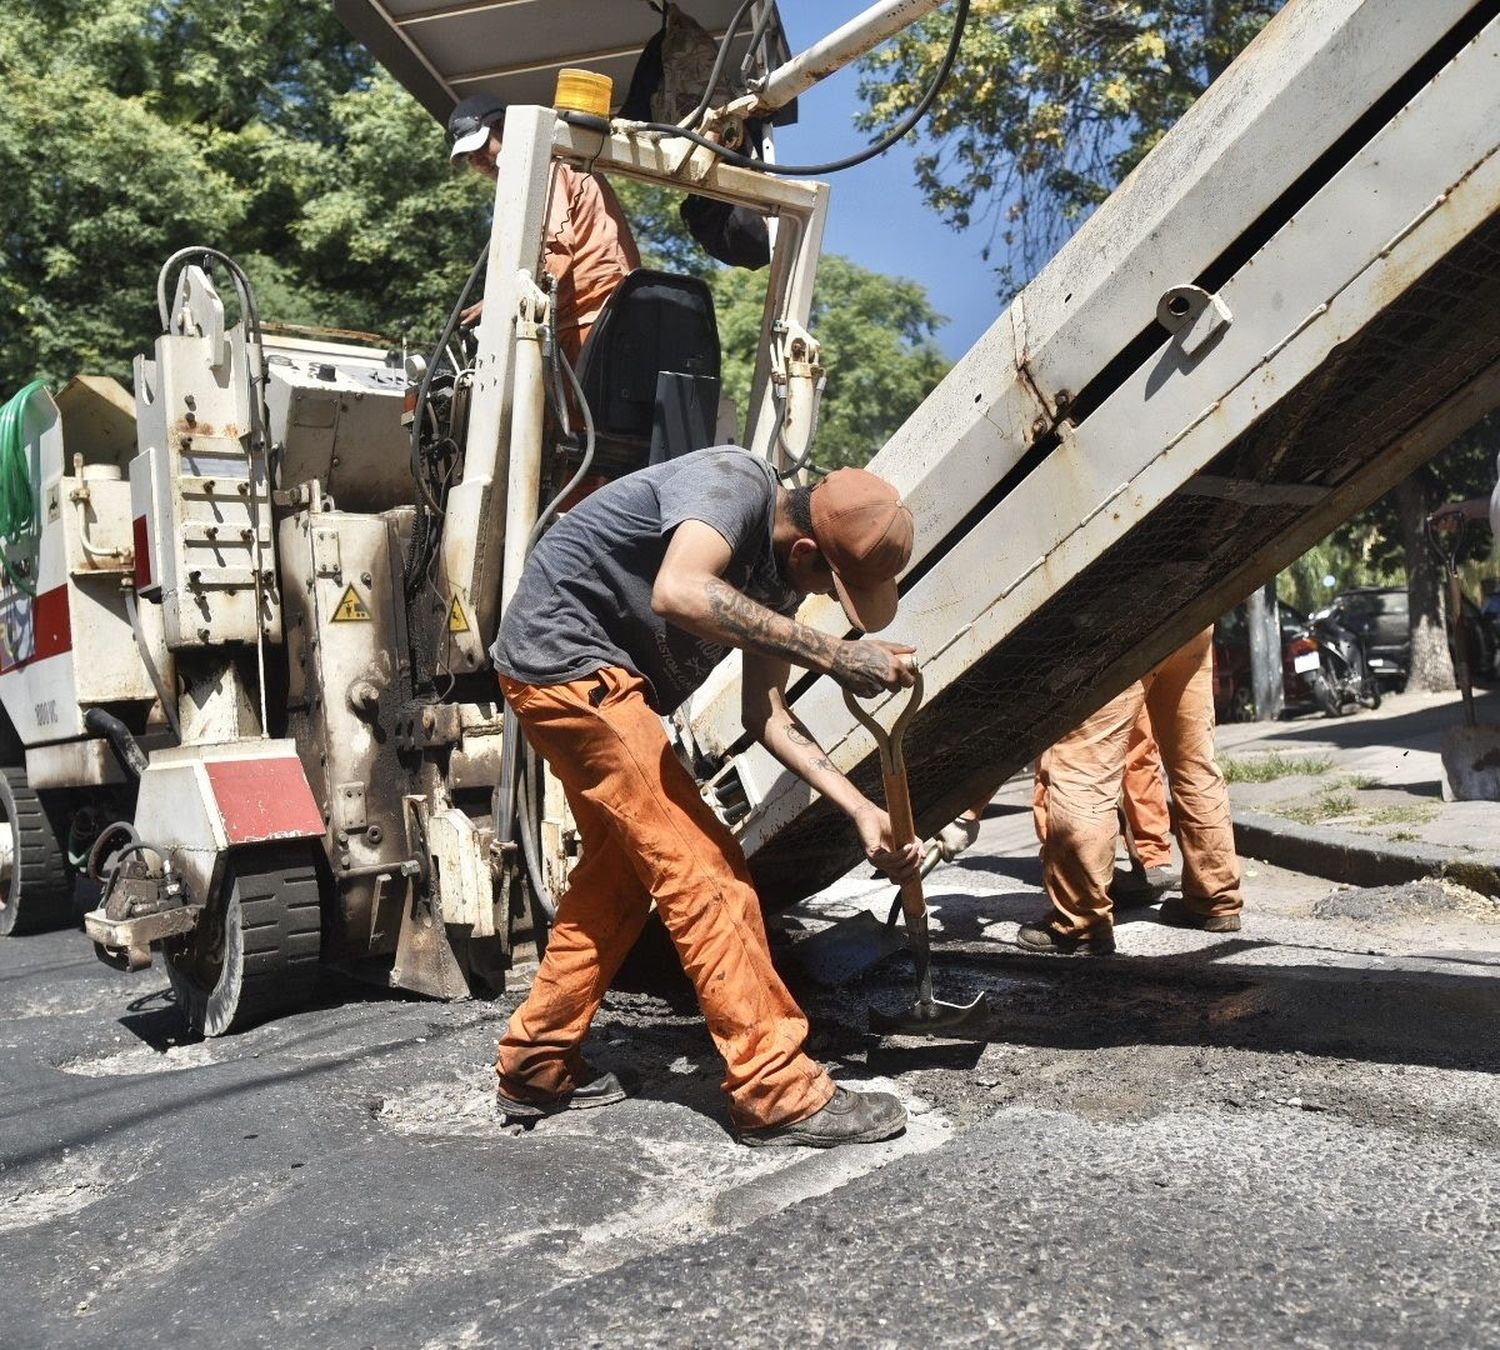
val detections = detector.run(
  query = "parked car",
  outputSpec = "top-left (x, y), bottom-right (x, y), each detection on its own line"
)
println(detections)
top-left (1326, 586), bottom-right (1496, 688)
top-left (1212, 602), bottom-right (1321, 721)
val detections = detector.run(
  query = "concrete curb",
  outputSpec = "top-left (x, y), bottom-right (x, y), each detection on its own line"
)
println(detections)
top-left (1233, 808), bottom-right (1500, 898)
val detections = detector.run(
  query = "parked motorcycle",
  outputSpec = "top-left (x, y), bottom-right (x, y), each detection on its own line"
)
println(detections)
top-left (1303, 606), bottom-right (1383, 717)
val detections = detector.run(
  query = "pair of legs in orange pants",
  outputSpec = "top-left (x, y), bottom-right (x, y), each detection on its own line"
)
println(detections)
top-left (495, 667), bottom-right (835, 1131)
top-left (1033, 628), bottom-right (1242, 940)
top-left (1031, 706), bottom-right (1173, 872)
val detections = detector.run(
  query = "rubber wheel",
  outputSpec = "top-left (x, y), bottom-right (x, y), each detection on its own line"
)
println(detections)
top-left (0, 766), bottom-right (72, 936)
top-left (165, 844), bottom-right (322, 1037)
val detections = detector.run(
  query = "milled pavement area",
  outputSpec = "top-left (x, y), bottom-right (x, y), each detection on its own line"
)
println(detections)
top-left (1, 760), bottom-right (1497, 1346)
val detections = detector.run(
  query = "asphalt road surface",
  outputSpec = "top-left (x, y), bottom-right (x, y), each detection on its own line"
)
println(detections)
top-left (2, 805), bottom-right (1497, 1348)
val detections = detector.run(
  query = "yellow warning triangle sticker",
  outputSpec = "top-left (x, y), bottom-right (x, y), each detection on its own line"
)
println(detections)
top-left (448, 596), bottom-right (470, 633)
top-left (332, 585), bottom-right (372, 622)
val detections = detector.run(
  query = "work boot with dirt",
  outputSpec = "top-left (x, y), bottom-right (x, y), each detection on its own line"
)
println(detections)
top-left (738, 1086), bottom-right (907, 1149)
top-left (1111, 863), bottom-right (1182, 908)
top-left (1143, 865), bottom-right (1182, 893)
top-left (1016, 921), bottom-right (1116, 956)
top-left (495, 1067), bottom-right (638, 1122)
top-left (1156, 897), bottom-right (1241, 932)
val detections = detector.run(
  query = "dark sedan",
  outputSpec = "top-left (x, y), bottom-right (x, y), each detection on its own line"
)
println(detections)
top-left (1327, 586), bottom-right (1496, 688)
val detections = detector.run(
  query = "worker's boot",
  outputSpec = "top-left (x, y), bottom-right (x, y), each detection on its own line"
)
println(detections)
top-left (1016, 921), bottom-right (1116, 956)
top-left (1155, 898), bottom-right (1241, 932)
top-left (1111, 863), bottom-right (1181, 908)
top-left (495, 1066), bottom-right (638, 1122)
top-left (738, 1086), bottom-right (907, 1149)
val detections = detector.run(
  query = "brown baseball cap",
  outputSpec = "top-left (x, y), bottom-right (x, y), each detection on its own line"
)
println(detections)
top-left (809, 467), bottom-right (914, 632)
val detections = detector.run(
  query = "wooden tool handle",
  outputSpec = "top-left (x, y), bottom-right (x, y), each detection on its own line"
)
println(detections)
top-left (884, 763), bottom-right (929, 930)
top-left (843, 673), bottom-right (928, 930)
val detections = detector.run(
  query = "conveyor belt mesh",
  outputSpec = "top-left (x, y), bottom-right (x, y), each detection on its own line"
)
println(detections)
top-left (751, 215), bottom-right (1500, 904)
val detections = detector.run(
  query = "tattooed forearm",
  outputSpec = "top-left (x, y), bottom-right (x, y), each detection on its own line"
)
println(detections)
top-left (702, 579), bottom-right (841, 672)
top-left (785, 720), bottom-right (816, 748)
top-left (784, 716), bottom-right (834, 774)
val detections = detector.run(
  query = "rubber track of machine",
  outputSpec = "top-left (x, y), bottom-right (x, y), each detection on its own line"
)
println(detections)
top-left (172, 845), bottom-right (323, 1036)
top-left (231, 847), bottom-right (323, 1029)
top-left (0, 765), bottom-right (72, 936)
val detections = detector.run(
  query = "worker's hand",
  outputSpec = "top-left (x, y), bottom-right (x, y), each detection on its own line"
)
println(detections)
top-left (831, 639), bottom-right (917, 699)
top-left (460, 298), bottom-right (485, 328)
top-left (932, 814), bottom-right (981, 863)
top-left (853, 804), bottom-right (923, 885)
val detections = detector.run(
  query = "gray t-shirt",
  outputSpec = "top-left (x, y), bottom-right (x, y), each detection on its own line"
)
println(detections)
top-left (492, 447), bottom-right (799, 713)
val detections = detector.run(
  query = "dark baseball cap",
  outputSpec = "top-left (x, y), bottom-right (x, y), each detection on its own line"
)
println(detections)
top-left (447, 94), bottom-right (506, 160)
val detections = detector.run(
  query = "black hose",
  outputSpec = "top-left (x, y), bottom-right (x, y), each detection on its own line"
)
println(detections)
top-left (516, 769), bottom-right (558, 922)
top-left (677, 0), bottom-right (760, 132)
top-left (84, 708), bottom-right (149, 780)
top-left (613, 0), bottom-right (970, 178)
top-left (409, 242), bottom-right (489, 517)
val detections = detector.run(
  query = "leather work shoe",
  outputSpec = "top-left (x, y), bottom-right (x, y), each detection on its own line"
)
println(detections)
top-left (1143, 865), bottom-right (1182, 893)
top-left (1016, 921), bottom-right (1116, 956)
top-left (738, 1087), bottom-right (907, 1149)
top-left (1110, 864), bottom-right (1181, 908)
top-left (1156, 898), bottom-right (1242, 932)
top-left (495, 1068), bottom-right (637, 1122)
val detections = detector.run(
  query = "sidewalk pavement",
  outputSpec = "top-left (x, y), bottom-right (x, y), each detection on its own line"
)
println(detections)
top-left (1213, 684), bottom-right (1500, 896)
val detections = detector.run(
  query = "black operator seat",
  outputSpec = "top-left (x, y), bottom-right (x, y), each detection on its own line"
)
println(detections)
top-left (572, 269), bottom-right (722, 478)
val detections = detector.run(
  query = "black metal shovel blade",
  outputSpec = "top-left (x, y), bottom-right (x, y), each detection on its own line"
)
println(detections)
top-left (791, 910), bottom-right (909, 987)
top-left (869, 991), bottom-right (992, 1039)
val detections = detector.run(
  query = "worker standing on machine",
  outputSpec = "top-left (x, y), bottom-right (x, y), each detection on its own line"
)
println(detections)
top-left (447, 94), bottom-right (640, 361)
top-left (491, 450), bottom-right (921, 1148)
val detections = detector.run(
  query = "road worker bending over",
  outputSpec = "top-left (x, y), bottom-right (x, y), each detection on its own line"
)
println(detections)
top-left (491, 449), bottom-right (921, 1148)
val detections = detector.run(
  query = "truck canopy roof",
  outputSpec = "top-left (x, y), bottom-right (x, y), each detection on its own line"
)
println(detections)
top-left (334, 0), bottom-right (790, 125)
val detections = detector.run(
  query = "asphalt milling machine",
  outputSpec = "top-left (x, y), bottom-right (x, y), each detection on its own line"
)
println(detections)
top-left (3, 0), bottom-right (1500, 1040)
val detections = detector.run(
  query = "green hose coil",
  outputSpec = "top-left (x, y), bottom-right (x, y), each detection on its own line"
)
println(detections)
top-left (0, 379), bottom-right (48, 597)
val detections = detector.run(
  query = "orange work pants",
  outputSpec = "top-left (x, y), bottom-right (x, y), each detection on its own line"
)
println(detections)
top-left (1123, 709), bottom-right (1173, 869)
top-left (1033, 628), bottom-right (1242, 938)
top-left (495, 667), bottom-right (834, 1131)
top-left (1031, 704), bottom-right (1173, 869)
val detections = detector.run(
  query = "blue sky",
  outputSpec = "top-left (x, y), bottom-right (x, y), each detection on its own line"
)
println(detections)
top-left (776, 10), bottom-right (999, 361)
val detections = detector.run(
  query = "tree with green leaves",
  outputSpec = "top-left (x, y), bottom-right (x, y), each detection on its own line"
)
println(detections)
top-left (0, 0), bottom-right (490, 394)
top-left (1331, 419), bottom-right (1498, 693)
top-left (857, 0), bottom-right (1283, 296)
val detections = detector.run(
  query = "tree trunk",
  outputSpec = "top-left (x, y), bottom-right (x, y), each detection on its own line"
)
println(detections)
top-left (1246, 581), bottom-right (1284, 720)
top-left (1202, 0), bottom-right (1230, 81)
top-left (1394, 473), bottom-right (1455, 692)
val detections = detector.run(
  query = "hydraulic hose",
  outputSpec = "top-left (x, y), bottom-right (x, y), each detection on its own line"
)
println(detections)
top-left (0, 380), bottom-right (48, 596)
top-left (612, 0), bottom-right (971, 178)
top-left (84, 708), bottom-right (150, 780)
top-left (124, 587), bottom-right (181, 740)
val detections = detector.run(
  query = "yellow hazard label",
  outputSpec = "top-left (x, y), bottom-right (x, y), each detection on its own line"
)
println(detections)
top-left (448, 596), bottom-right (470, 633)
top-left (332, 585), bottom-right (372, 622)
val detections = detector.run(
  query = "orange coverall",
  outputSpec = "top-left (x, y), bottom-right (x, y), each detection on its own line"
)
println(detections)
top-left (543, 163), bottom-right (640, 363)
top-left (496, 669), bottom-right (834, 1132)
top-left (1033, 628), bottom-right (1242, 939)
